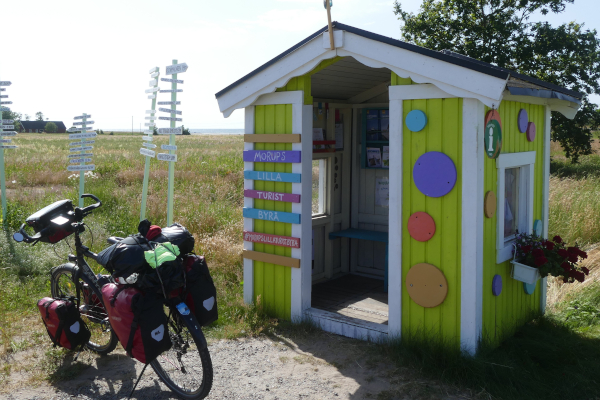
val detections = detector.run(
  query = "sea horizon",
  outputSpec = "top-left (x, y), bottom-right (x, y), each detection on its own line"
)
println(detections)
top-left (100, 128), bottom-right (244, 135)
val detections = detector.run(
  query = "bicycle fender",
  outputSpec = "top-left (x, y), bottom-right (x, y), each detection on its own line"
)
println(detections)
top-left (176, 302), bottom-right (208, 350)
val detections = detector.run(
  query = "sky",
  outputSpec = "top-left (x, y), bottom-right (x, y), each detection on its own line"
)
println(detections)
top-left (2, 0), bottom-right (599, 130)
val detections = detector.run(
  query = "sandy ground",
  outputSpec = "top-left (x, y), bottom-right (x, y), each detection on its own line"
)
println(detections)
top-left (1, 330), bottom-right (474, 400)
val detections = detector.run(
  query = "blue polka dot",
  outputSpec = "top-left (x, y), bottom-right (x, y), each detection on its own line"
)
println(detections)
top-left (524, 281), bottom-right (536, 295)
top-left (406, 110), bottom-right (427, 132)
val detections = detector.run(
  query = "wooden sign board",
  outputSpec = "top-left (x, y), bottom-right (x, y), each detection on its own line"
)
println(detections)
top-left (145, 110), bottom-right (156, 114)
top-left (244, 189), bottom-right (300, 203)
top-left (159, 116), bottom-right (182, 121)
top-left (73, 114), bottom-right (91, 120)
top-left (161, 77), bottom-right (184, 84)
top-left (243, 150), bottom-right (301, 163)
top-left (143, 143), bottom-right (157, 148)
top-left (142, 136), bottom-right (153, 141)
top-left (159, 107), bottom-right (182, 115)
top-left (73, 121), bottom-right (95, 125)
top-left (158, 127), bottom-right (182, 135)
top-left (69, 132), bottom-right (96, 139)
top-left (70, 158), bottom-right (93, 164)
top-left (1, 101), bottom-right (12, 105)
top-left (242, 250), bottom-right (300, 269)
top-left (157, 153), bottom-right (177, 162)
top-left (157, 101), bottom-right (181, 105)
top-left (70, 146), bottom-right (93, 152)
top-left (144, 122), bottom-right (156, 127)
top-left (69, 140), bottom-right (94, 146)
top-left (0, 139), bottom-right (11, 143)
top-left (148, 95), bottom-right (156, 99)
top-left (159, 89), bottom-right (183, 93)
top-left (149, 67), bottom-right (159, 74)
top-left (68, 153), bottom-right (92, 158)
top-left (150, 71), bottom-right (159, 78)
top-left (244, 170), bottom-right (301, 183)
top-left (0, 95), bottom-right (7, 98)
top-left (243, 231), bottom-right (300, 248)
top-left (0, 125), bottom-right (14, 129)
top-left (67, 164), bottom-right (95, 172)
top-left (0, 107), bottom-right (10, 111)
top-left (0, 81), bottom-right (12, 86)
top-left (161, 144), bottom-right (177, 150)
top-left (0, 119), bottom-right (13, 123)
top-left (143, 130), bottom-right (153, 134)
top-left (149, 79), bottom-right (158, 86)
top-left (243, 207), bottom-right (301, 224)
top-left (0, 131), bottom-right (17, 136)
top-left (0, 145), bottom-right (17, 149)
top-left (140, 148), bottom-right (156, 157)
top-left (165, 63), bottom-right (188, 75)
top-left (145, 87), bottom-right (160, 93)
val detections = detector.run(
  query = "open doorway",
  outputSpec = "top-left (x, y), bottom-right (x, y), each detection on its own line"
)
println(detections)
top-left (308, 57), bottom-right (391, 330)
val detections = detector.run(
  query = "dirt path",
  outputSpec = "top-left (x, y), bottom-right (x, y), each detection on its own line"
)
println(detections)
top-left (2, 331), bottom-right (474, 400)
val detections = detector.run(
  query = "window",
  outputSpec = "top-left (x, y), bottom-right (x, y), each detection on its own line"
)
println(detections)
top-left (312, 159), bottom-right (328, 216)
top-left (496, 151), bottom-right (536, 263)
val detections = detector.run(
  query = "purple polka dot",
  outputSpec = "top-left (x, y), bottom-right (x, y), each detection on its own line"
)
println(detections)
top-left (492, 275), bottom-right (502, 296)
top-left (518, 109), bottom-right (528, 133)
top-left (526, 122), bottom-right (536, 142)
top-left (413, 152), bottom-right (457, 198)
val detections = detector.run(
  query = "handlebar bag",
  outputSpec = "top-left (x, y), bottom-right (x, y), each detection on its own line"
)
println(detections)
top-left (37, 297), bottom-right (91, 351)
top-left (102, 283), bottom-right (171, 364)
top-left (171, 255), bottom-right (218, 326)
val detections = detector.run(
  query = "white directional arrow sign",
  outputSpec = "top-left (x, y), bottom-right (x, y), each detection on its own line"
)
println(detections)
top-left (149, 79), bottom-right (157, 86)
top-left (144, 122), bottom-right (156, 127)
top-left (0, 125), bottom-right (14, 129)
top-left (1, 119), bottom-right (13, 123)
top-left (69, 140), bottom-right (95, 146)
top-left (143, 130), bottom-right (153, 135)
top-left (160, 77), bottom-right (184, 84)
top-left (142, 135), bottom-right (153, 141)
top-left (70, 158), bottom-right (93, 164)
top-left (159, 89), bottom-right (182, 93)
top-left (144, 116), bottom-right (155, 120)
top-left (73, 121), bottom-right (95, 125)
top-left (159, 108), bottom-right (182, 115)
top-left (0, 81), bottom-right (11, 86)
top-left (165, 63), bottom-right (188, 75)
top-left (1, 101), bottom-right (12, 105)
top-left (145, 110), bottom-right (156, 114)
top-left (0, 131), bottom-right (17, 136)
top-left (0, 107), bottom-right (11, 111)
top-left (140, 148), bottom-right (156, 158)
top-left (157, 153), bottom-right (177, 162)
top-left (150, 72), bottom-right (159, 78)
top-left (149, 67), bottom-right (159, 74)
top-left (148, 95), bottom-right (156, 99)
top-left (158, 127), bottom-right (182, 135)
top-left (0, 88), bottom-right (5, 91)
top-left (145, 87), bottom-right (160, 93)
top-left (68, 153), bottom-right (93, 158)
top-left (74, 114), bottom-right (91, 120)
top-left (70, 146), bottom-right (93, 152)
top-left (0, 139), bottom-right (10, 143)
top-left (159, 116), bottom-right (182, 122)
top-left (0, 95), bottom-right (7, 98)
top-left (161, 144), bottom-right (177, 150)
top-left (67, 165), bottom-right (95, 172)
top-left (143, 143), bottom-right (157, 148)
top-left (0, 145), bottom-right (17, 149)
top-left (69, 132), bottom-right (97, 139)
top-left (157, 101), bottom-right (181, 105)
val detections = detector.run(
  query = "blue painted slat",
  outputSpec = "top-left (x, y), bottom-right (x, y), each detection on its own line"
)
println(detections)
top-left (244, 170), bottom-right (301, 183)
top-left (243, 207), bottom-right (301, 224)
top-left (243, 150), bottom-right (301, 163)
top-left (329, 228), bottom-right (388, 243)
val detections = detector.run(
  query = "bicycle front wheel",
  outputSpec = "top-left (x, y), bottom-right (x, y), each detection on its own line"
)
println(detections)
top-left (150, 310), bottom-right (213, 399)
top-left (50, 264), bottom-right (118, 355)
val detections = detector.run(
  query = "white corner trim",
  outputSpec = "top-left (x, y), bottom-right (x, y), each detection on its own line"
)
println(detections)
top-left (322, 30), bottom-right (344, 48)
top-left (460, 98), bottom-right (483, 355)
top-left (388, 97), bottom-right (403, 339)
top-left (502, 92), bottom-right (580, 120)
top-left (541, 105), bottom-right (551, 314)
top-left (251, 91), bottom-right (304, 107)
top-left (496, 151), bottom-right (536, 169)
top-left (243, 106), bottom-right (255, 305)
top-left (389, 84), bottom-right (456, 100)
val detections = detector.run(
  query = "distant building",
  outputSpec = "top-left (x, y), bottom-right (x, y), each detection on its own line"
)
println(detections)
top-left (20, 121), bottom-right (67, 133)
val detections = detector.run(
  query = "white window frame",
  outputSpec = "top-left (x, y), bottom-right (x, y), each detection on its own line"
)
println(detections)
top-left (496, 151), bottom-right (536, 263)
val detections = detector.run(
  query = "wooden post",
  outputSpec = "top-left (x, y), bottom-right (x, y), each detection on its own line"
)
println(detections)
top-left (326, 0), bottom-right (334, 50)
top-left (140, 67), bottom-right (159, 221)
top-left (0, 91), bottom-right (5, 224)
top-left (78, 115), bottom-right (88, 208)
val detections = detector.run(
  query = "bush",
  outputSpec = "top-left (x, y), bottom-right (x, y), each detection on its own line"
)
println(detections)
top-left (44, 122), bottom-right (57, 133)
top-left (109, 131), bottom-right (114, 136)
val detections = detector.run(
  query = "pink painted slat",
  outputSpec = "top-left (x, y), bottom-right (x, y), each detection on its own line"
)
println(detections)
top-left (244, 189), bottom-right (301, 203)
top-left (243, 231), bottom-right (301, 248)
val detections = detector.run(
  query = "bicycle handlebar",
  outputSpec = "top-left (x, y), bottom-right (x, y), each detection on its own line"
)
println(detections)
top-left (79, 194), bottom-right (102, 216)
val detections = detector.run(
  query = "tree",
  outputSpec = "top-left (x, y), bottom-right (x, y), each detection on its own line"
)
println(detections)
top-left (181, 125), bottom-right (190, 135)
top-left (35, 111), bottom-right (44, 121)
top-left (394, 0), bottom-right (600, 162)
top-left (24, 114), bottom-right (30, 121)
top-left (44, 122), bottom-right (57, 133)
top-left (2, 110), bottom-right (22, 132)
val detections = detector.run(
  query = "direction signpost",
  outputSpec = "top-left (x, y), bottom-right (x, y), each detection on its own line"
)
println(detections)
top-left (140, 66), bottom-right (160, 221)
top-left (0, 79), bottom-right (15, 225)
top-left (69, 114), bottom-right (95, 207)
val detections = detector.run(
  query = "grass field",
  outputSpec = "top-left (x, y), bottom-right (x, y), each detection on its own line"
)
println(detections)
top-left (1, 132), bottom-right (600, 399)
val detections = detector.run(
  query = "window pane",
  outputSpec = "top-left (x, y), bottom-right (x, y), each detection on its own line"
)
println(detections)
top-left (504, 168), bottom-right (519, 240)
top-left (312, 159), bottom-right (327, 215)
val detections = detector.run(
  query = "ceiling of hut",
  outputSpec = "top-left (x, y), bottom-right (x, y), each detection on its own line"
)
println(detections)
top-left (311, 57), bottom-right (391, 103)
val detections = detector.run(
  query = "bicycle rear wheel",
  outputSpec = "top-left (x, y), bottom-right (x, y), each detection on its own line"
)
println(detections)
top-left (50, 264), bottom-right (118, 355)
top-left (150, 309), bottom-right (213, 399)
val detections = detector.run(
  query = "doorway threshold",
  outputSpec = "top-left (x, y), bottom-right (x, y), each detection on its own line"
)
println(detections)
top-left (304, 308), bottom-right (388, 342)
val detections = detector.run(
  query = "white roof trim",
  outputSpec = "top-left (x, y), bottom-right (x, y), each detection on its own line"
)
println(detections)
top-left (217, 29), bottom-right (511, 117)
top-left (502, 92), bottom-right (579, 119)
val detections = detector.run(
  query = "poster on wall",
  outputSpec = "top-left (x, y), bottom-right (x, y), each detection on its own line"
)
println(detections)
top-left (375, 177), bottom-right (389, 207)
top-left (382, 146), bottom-right (389, 168)
top-left (367, 147), bottom-right (382, 168)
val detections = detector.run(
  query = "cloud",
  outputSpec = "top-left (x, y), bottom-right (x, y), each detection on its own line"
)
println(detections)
top-left (232, 8), bottom-right (325, 32)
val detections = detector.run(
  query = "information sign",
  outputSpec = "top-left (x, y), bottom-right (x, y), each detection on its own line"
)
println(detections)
top-left (148, 95), bottom-right (156, 99)
top-left (0, 120), bottom-right (13, 123)
top-left (149, 79), bottom-right (157, 86)
top-left (142, 136), bottom-right (153, 141)
top-left (165, 63), bottom-right (188, 75)
top-left (150, 72), bottom-right (159, 78)
top-left (159, 89), bottom-right (183, 93)
top-left (143, 130), bottom-right (153, 134)
top-left (140, 148), bottom-right (156, 157)
top-left (159, 107), bottom-right (182, 115)
top-left (0, 81), bottom-right (11, 86)
top-left (161, 144), bottom-right (177, 150)
top-left (73, 121), bottom-right (95, 125)
top-left (144, 122), bottom-right (156, 127)
top-left (74, 114), bottom-right (91, 120)
top-left (143, 143), bottom-right (157, 148)
top-left (158, 127), bottom-right (182, 135)
top-left (160, 78), bottom-right (184, 84)
top-left (0, 125), bottom-right (14, 129)
top-left (145, 87), bottom-right (160, 93)
top-left (70, 158), bottom-right (92, 164)
top-left (69, 132), bottom-right (96, 139)
top-left (144, 116), bottom-right (155, 120)
top-left (0, 139), bottom-right (10, 143)
top-left (0, 101), bottom-right (12, 105)
top-left (68, 153), bottom-right (93, 158)
top-left (0, 95), bottom-right (7, 98)
top-left (0, 107), bottom-right (10, 111)
top-left (145, 110), bottom-right (156, 114)
top-left (157, 101), bottom-right (181, 105)
top-left (0, 131), bottom-right (17, 136)
top-left (0, 145), bottom-right (17, 149)
top-left (149, 67), bottom-right (158, 74)
top-left (69, 140), bottom-right (94, 146)
top-left (159, 116), bottom-right (182, 122)
top-left (70, 146), bottom-right (93, 152)
top-left (67, 165), bottom-right (95, 172)
top-left (157, 153), bottom-right (177, 162)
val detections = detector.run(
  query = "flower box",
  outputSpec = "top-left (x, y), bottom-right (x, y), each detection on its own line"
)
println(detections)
top-left (510, 260), bottom-right (541, 284)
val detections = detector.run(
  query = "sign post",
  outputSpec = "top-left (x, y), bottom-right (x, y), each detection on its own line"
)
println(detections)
top-left (140, 67), bottom-right (159, 221)
top-left (70, 114), bottom-right (95, 207)
top-left (159, 60), bottom-right (186, 225)
top-left (0, 80), bottom-right (14, 225)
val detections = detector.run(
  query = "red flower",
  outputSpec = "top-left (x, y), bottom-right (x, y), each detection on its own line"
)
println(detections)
top-left (560, 262), bottom-right (571, 272)
top-left (568, 254), bottom-right (579, 263)
top-left (574, 271), bottom-right (585, 283)
top-left (557, 249), bottom-right (569, 259)
top-left (534, 256), bottom-right (548, 266)
top-left (532, 249), bottom-right (544, 258)
top-left (521, 245), bottom-right (532, 254)
top-left (544, 241), bottom-right (555, 251)
top-left (582, 267), bottom-right (590, 276)
top-left (579, 249), bottom-right (588, 259)
top-left (553, 235), bottom-right (563, 244)
top-left (567, 246), bottom-right (579, 255)
top-left (563, 276), bottom-right (569, 283)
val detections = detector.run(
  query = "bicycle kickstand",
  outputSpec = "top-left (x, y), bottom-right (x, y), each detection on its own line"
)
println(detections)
top-left (128, 363), bottom-right (148, 399)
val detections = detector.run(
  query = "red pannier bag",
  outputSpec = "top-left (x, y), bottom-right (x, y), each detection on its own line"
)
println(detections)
top-left (101, 283), bottom-right (171, 364)
top-left (37, 297), bottom-right (91, 351)
top-left (170, 255), bottom-right (218, 326)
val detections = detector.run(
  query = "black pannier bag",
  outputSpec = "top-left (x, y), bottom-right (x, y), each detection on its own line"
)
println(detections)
top-left (137, 258), bottom-right (186, 294)
top-left (25, 200), bottom-right (75, 243)
top-left (102, 283), bottom-right (171, 364)
top-left (37, 297), bottom-right (91, 350)
top-left (153, 223), bottom-right (195, 255)
top-left (96, 234), bottom-right (152, 278)
top-left (171, 255), bottom-right (218, 326)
